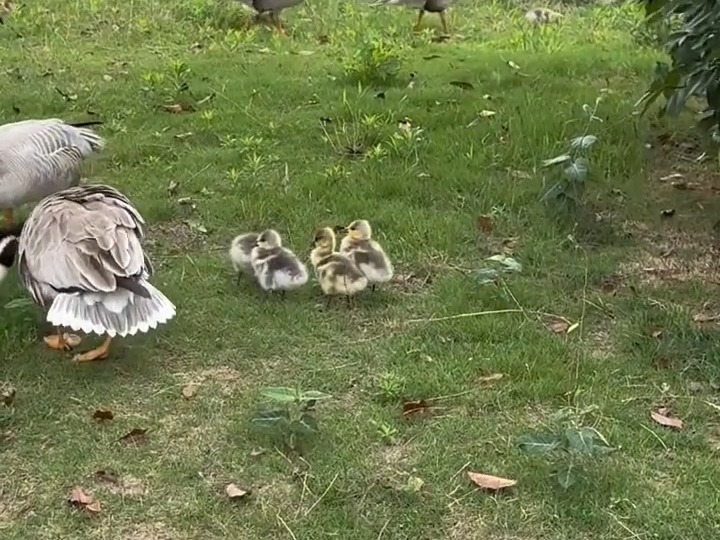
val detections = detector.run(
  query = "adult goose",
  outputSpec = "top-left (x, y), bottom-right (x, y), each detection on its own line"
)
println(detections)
top-left (0, 118), bottom-right (104, 227)
top-left (14, 184), bottom-right (176, 362)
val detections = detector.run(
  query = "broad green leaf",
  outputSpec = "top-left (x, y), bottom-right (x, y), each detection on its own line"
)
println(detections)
top-left (541, 154), bottom-right (571, 167)
top-left (554, 462), bottom-right (577, 489)
top-left (292, 413), bottom-right (319, 434)
top-left (516, 434), bottom-right (563, 455)
top-left (300, 390), bottom-right (332, 401)
top-left (564, 158), bottom-right (589, 182)
top-left (487, 254), bottom-right (523, 273)
top-left (570, 135), bottom-right (598, 149)
top-left (261, 387), bottom-right (299, 403)
top-left (565, 427), bottom-right (595, 455)
top-left (251, 408), bottom-right (290, 426)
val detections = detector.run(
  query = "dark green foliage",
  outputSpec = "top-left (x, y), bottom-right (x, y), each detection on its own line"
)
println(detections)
top-left (639, 0), bottom-right (720, 137)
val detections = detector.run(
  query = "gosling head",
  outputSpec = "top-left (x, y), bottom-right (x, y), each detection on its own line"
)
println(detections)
top-left (311, 227), bottom-right (336, 251)
top-left (254, 229), bottom-right (282, 250)
top-left (346, 219), bottom-right (372, 240)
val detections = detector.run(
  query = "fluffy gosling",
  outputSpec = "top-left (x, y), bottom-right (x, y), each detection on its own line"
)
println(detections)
top-left (525, 7), bottom-right (563, 25)
top-left (310, 227), bottom-right (368, 308)
top-left (229, 232), bottom-right (259, 285)
top-left (250, 229), bottom-right (308, 297)
top-left (337, 219), bottom-right (393, 292)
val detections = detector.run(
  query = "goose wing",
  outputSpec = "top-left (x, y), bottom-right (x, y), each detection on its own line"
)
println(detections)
top-left (18, 185), bottom-right (150, 306)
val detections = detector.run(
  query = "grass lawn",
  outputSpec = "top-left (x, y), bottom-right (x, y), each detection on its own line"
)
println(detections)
top-left (2, 0), bottom-right (720, 538)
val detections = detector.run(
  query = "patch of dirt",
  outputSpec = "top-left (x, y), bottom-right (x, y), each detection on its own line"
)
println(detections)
top-left (445, 507), bottom-right (488, 540)
top-left (120, 522), bottom-right (180, 540)
top-left (256, 480), bottom-right (297, 515)
top-left (618, 222), bottom-right (720, 285)
top-left (146, 220), bottom-right (210, 255)
top-left (177, 366), bottom-right (243, 396)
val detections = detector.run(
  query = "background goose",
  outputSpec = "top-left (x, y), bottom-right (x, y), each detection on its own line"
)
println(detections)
top-left (371, 0), bottom-right (452, 33)
top-left (0, 118), bottom-right (105, 227)
top-left (0, 1), bottom-right (13, 24)
top-left (237, 0), bottom-right (304, 34)
top-left (14, 184), bottom-right (176, 363)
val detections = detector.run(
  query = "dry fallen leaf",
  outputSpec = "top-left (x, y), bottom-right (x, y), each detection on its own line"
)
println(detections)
top-left (449, 80), bottom-right (474, 91)
top-left (402, 399), bottom-right (433, 419)
top-left (92, 409), bottom-right (114, 422)
top-left (651, 408), bottom-right (683, 430)
top-left (119, 428), bottom-right (148, 445)
top-left (478, 109), bottom-right (496, 118)
top-left (249, 448), bottom-right (266, 457)
top-left (476, 215), bottom-right (493, 234)
top-left (547, 319), bottom-right (569, 334)
top-left (661, 208), bottom-right (676, 218)
top-left (478, 373), bottom-right (504, 383)
top-left (162, 102), bottom-right (194, 114)
top-left (68, 487), bottom-right (101, 514)
top-left (467, 471), bottom-right (517, 491)
top-left (181, 384), bottom-right (198, 399)
top-left (225, 483), bottom-right (250, 500)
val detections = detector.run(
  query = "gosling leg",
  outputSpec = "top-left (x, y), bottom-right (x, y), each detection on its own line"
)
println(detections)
top-left (73, 336), bottom-right (112, 363)
top-left (270, 11), bottom-right (286, 35)
top-left (413, 9), bottom-right (425, 31)
top-left (439, 11), bottom-right (449, 34)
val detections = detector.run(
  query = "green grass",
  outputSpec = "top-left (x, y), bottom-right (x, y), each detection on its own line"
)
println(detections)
top-left (2, 0), bottom-right (720, 538)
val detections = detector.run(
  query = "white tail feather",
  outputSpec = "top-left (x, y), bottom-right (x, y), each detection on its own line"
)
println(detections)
top-left (46, 281), bottom-right (176, 338)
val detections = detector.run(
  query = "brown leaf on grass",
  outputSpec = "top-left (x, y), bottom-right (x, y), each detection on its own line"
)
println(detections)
top-left (119, 428), bottom-right (148, 445)
top-left (467, 471), bottom-right (517, 491)
top-left (92, 409), bottom-right (114, 422)
top-left (644, 326), bottom-right (663, 339)
top-left (651, 408), bottom-right (683, 430)
top-left (402, 399), bottom-right (433, 419)
top-left (1, 385), bottom-right (16, 407)
top-left (546, 318), bottom-right (569, 334)
top-left (660, 208), bottom-right (676, 218)
top-left (162, 102), bottom-right (194, 114)
top-left (225, 483), bottom-right (250, 500)
top-left (181, 384), bottom-right (198, 399)
top-left (478, 373), bottom-right (504, 383)
top-left (476, 215), bottom-right (493, 234)
top-left (68, 488), bottom-right (101, 514)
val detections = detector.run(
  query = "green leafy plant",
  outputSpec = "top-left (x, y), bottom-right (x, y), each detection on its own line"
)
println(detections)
top-left (638, 0), bottom-right (720, 139)
top-left (475, 254), bottom-right (523, 285)
top-left (251, 387), bottom-right (331, 451)
top-left (376, 371), bottom-right (406, 403)
top-left (517, 425), bottom-right (614, 489)
top-left (540, 97), bottom-right (602, 212)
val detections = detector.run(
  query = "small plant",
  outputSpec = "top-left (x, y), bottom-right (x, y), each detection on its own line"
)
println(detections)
top-left (475, 254), bottom-right (523, 285)
top-left (517, 423), bottom-right (614, 489)
top-left (539, 97), bottom-right (602, 213)
top-left (370, 419), bottom-right (399, 445)
top-left (332, 25), bottom-right (407, 85)
top-left (376, 371), bottom-right (406, 403)
top-left (251, 387), bottom-right (332, 451)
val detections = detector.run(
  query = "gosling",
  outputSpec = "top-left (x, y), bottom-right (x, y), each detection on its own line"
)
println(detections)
top-left (337, 219), bottom-right (393, 291)
top-left (229, 232), bottom-right (259, 285)
top-left (250, 229), bottom-right (308, 297)
top-left (310, 227), bottom-right (368, 308)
